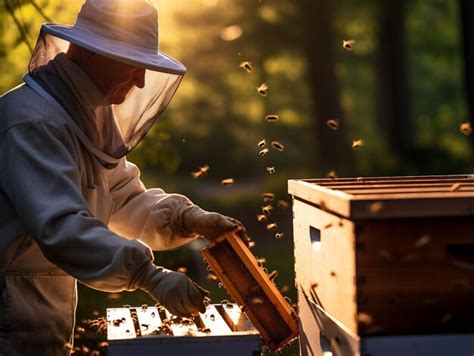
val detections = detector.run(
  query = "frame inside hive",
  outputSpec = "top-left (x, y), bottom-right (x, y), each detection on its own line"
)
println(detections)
top-left (201, 232), bottom-right (298, 351)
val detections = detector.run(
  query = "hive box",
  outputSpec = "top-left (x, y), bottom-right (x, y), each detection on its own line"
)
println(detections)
top-left (107, 303), bottom-right (261, 356)
top-left (289, 175), bottom-right (474, 354)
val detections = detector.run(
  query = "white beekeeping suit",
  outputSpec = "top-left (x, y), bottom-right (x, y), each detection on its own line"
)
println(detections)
top-left (0, 1), bottom-right (246, 354)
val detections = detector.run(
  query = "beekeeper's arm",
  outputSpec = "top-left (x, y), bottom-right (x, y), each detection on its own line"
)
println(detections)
top-left (108, 158), bottom-right (247, 249)
top-left (0, 118), bottom-right (205, 316)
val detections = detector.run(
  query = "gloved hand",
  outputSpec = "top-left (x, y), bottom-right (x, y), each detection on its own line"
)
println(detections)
top-left (173, 204), bottom-right (248, 243)
top-left (133, 263), bottom-right (209, 316)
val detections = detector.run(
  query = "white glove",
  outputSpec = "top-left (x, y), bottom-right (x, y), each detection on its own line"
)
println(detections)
top-left (133, 263), bottom-right (208, 316)
top-left (172, 204), bottom-right (248, 243)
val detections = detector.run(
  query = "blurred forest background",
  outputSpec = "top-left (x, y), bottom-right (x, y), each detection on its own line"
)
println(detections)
top-left (1, 0), bottom-right (474, 354)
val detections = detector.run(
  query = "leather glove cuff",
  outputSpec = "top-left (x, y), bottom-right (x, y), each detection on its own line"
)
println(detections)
top-left (131, 262), bottom-right (167, 294)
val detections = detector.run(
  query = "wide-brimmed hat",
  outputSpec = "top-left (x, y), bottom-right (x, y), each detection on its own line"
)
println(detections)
top-left (41, 0), bottom-right (186, 75)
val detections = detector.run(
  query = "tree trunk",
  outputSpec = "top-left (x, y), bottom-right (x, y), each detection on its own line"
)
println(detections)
top-left (376, 0), bottom-right (412, 157)
top-left (459, 0), bottom-right (474, 148)
top-left (299, 0), bottom-right (350, 176)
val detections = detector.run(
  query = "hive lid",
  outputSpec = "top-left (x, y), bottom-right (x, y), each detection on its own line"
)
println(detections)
top-left (288, 174), bottom-right (474, 219)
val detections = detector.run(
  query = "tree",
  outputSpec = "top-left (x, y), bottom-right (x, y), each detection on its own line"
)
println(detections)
top-left (297, 0), bottom-right (351, 175)
top-left (459, 0), bottom-right (474, 149)
top-left (375, 0), bottom-right (413, 158)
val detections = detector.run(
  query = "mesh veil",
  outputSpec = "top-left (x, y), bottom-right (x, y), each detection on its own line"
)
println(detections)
top-left (28, 31), bottom-right (183, 160)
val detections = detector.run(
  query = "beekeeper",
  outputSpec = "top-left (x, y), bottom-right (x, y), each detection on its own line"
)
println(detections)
top-left (0, 0), bottom-right (247, 354)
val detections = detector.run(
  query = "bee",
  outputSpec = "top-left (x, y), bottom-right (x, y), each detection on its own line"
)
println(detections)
top-left (268, 270), bottom-right (278, 281)
top-left (265, 114), bottom-right (279, 122)
top-left (369, 201), bottom-right (383, 214)
top-left (256, 214), bottom-right (267, 222)
top-left (277, 199), bottom-right (289, 209)
top-left (221, 178), bottom-right (234, 186)
top-left (414, 234), bottom-right (431, 248)
top-left (257, 139), bottom-right (266, 148)
top-left (262, 204), bottom-right (273, 215)
top-left (239, 61), bottom-right (253, 73)
top-left (251, 297), bottom-right (264, 305)
top-left (259, 148), bottom-right (269, 156)
top-left (357, 312), bottom-right (374, 325)
top-left (191, 170), bottom-right (205, 178)
top-left (207, 273), bottom-right (218, 281)
top-left (266, 166), bottom-right (276, 174)
top-left (191, 164), bottom-right (210, 178)
top-left (266, 222), bottom-right (278, 230)
top-left (342, 39), bottom-right (355, 51)
top-left (271, 141), bottom-right (284, 151)
top-left (261, 192), bottom-right (275, 202)
top-left (326, 119), bottom-right (340, 130)
top-left (352, 139), bottom-right (365, 149)
top-left (75, 326), bottom-right (85, 334)
top-left (275, 232), bottom-right (285, 239)
top-left (326, 170), bottom-right (337, 179)
top-left (257, 83), bottom-right (268, 96)
top-left (249, 241), bottom-right (256, 248)
top-left (460, 121), bottom-right (472, 136)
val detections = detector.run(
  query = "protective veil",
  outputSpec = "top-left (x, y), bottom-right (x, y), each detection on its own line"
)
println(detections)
top-left (29, 34), bottom-right (182, 160)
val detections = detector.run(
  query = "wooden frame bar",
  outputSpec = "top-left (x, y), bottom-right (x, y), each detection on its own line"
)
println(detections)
top-left (201, 232), bottom-right (299, 351)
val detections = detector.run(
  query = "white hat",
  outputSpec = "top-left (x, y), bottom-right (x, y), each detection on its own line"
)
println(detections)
top-left (42, 0), bottom-right (186, 74)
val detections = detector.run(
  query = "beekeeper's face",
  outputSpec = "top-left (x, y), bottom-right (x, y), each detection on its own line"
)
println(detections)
top-left (93, 55), bottom-right (146, 105)
top-left (69, 45), bottom-right (146, 105)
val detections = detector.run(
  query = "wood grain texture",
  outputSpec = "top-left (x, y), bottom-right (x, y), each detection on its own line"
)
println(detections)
top-left (201, 232), bottom-right (298, 351)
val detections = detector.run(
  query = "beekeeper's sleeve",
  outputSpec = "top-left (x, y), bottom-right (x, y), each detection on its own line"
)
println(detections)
top-left (0, 118), bottom-right (153, 291)
top-left (108, 158), bottom-right (197, 251)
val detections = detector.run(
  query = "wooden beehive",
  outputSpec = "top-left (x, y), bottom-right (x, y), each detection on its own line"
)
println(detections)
top-left (289, 175), bottom-right (474, 339)
top-left (201, 232), bottom-right (299, 351)
top-left (107, 303), bottom-right (261, 356)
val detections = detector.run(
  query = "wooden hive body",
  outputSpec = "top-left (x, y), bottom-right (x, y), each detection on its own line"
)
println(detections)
top-left (289, 175), bottom-right (474, 340)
